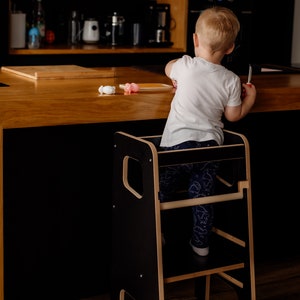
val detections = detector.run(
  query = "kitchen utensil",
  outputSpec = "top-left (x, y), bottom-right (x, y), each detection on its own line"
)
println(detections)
top-left (247, 64), bottom-right (252, 84)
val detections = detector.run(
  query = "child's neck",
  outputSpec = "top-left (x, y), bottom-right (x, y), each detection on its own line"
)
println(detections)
top-left (195, 48), bottom-right (224, 65)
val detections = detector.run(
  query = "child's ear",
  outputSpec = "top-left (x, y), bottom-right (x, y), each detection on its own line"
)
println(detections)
top-left (193, 33), bottom-right (199, 47)
top-left (225, 43), bottom-right (235, 55)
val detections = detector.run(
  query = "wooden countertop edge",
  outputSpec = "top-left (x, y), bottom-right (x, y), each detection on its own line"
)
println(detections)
top-left (0, 69), bottom-right (300, 129)
top-left (0, 98), bottom-right (298, 129)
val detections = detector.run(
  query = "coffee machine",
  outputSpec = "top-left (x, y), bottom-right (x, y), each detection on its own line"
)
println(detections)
top-left (144, 2), bottom-right (172, 46)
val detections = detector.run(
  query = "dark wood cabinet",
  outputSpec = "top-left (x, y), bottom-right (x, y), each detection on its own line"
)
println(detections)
top-left (251, 1), bottom-right (294, 66)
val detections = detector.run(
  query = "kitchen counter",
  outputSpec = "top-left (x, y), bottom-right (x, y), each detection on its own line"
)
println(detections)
top-left (0, 67), bottom-right (300, 129)
top-left (0, 66), bottom-right (300, 299)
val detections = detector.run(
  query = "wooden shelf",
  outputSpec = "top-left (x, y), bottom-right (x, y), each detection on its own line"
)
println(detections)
top-left (7, 0), bottom-right (188, 57)
top-left (9, 45), bottom-right (185, 55)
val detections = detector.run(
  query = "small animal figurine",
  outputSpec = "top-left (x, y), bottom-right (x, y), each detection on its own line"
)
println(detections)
top-left (124, 83), bottom-right (139, 94)
top-left (98, 85), bottom-right (116, 95)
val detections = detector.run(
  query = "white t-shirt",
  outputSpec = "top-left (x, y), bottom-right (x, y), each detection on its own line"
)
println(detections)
top-left (160, 55), bottom-right (242, 147)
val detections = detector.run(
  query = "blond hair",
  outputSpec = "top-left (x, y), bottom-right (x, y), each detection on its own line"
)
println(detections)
top-left (195, 6), bottom-right (240, 53)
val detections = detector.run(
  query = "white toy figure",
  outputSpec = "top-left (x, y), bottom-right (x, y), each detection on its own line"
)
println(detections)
top-left (98, 85), bottom-right (116, 95)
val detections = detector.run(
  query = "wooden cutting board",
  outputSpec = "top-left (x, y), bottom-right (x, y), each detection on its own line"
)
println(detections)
top-left (1, 65), bottom-right (115, 80)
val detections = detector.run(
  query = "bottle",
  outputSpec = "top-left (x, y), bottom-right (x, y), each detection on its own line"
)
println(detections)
top-left (28, 26), bottom-right (40, 49)
top-left (68, 10), bottom-right (81, 45)
top-left (111, 12), bottom-right (118, 46)
top-left (33, 0), bottom-right (46, 45)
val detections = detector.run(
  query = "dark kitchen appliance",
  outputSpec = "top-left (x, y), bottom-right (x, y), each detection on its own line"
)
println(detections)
top-left (144, 2), bottom-right (173, 47)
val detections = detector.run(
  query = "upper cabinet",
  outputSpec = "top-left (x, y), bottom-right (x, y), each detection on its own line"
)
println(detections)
top-left (7, 0), bottom-right (188, 55)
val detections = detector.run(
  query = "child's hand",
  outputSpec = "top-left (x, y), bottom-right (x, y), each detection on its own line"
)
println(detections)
top-left (171, 79), bottom-right (177, 88)
top-left (242, 82), bottom-right (256, 99)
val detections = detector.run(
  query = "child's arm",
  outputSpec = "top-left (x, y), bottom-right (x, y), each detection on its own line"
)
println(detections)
top-left (224, 83), bottom-right (256, 122)
top-left (165, 59), bottom-right (178, 88)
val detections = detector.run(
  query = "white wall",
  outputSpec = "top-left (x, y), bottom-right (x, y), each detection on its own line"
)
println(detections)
top-left (292, 0), bottom-right (300, 64)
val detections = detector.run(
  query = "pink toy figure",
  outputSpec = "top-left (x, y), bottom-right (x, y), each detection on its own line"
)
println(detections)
top-left (124, 83), bottom-right (139, 94)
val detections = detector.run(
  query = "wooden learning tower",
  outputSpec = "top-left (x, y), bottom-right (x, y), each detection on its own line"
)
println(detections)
top-left (111, 130), bottom-right (256, 300)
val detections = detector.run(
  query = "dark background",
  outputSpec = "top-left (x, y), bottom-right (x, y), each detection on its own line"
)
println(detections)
top-left (0, 0), bottom-right (296, 70)
top-left (3, 110), bottom-right (300, 299)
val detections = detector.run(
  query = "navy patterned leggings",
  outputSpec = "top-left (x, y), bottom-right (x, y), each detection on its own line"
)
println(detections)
top-left (159, 140), bottom-right (219, 248)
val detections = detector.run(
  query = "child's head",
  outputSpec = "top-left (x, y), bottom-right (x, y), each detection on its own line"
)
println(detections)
top-left (195, 6), bottom-right (240, 54)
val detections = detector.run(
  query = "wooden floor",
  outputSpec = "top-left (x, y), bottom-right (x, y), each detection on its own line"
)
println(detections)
top-left (82, 254), bottom-right (300, 300)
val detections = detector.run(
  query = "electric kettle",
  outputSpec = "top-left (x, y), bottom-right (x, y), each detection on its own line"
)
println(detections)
top-left (82, 19), bottom-right (99, 43)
